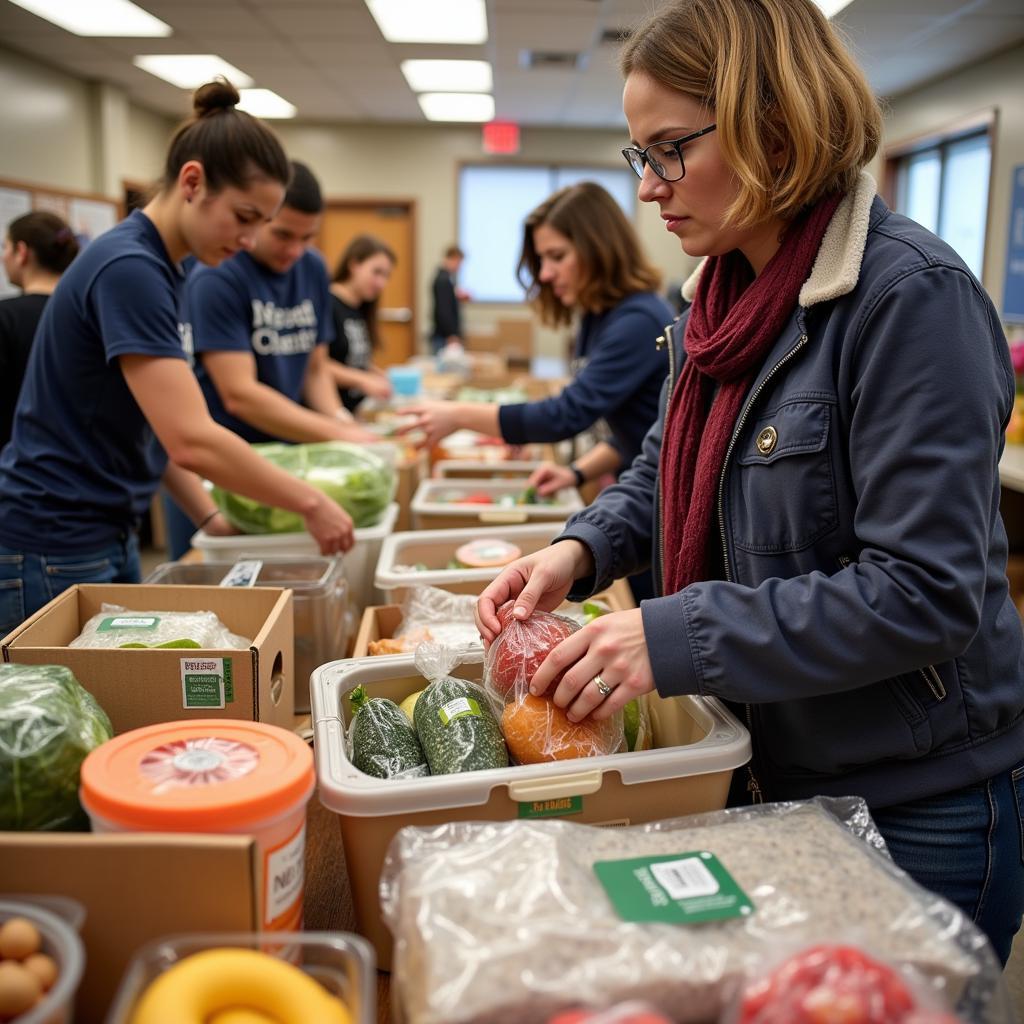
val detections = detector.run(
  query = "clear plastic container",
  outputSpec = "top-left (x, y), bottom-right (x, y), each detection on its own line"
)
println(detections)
top-left (145, 556), bottom-right (348, 714)
top-left (432, 459), bottom-right (543, 480)
top-left (0, 895), bottom-right (86, 1024)
top-left (411, 480), bottom-right (583, 531)
top-left (192, 502), bottom-right (399, 616)
top-left (310, 654), bottom-right (750, 968)
top-left (105, 931), bottom-right (375, 1024)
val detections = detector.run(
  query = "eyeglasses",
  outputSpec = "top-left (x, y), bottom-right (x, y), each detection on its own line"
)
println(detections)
top-left (621, 124), bottom-right (717, 182)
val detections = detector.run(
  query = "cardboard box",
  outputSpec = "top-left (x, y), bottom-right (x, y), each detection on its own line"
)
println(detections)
top-left (1, 583), bottom-right (294, 734)
top-left (0, 832), bottom-right (258, 1023)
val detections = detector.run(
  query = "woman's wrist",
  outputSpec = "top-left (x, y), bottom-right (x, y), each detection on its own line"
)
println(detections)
top-left (569, 462), bottom-right (586, 487)
top-left (196, 508), bottom-right (221, 530)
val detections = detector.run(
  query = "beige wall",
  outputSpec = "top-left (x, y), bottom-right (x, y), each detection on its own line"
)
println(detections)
top-left (879, 41), bottom-right (1024, 319)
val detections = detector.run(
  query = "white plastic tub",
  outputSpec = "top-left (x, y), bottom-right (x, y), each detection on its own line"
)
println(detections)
top-left (374, 522), bottom-right (563, 603)
top-left (432, 459), bottom-right (542, 480)
top-left (192, 502), bottom-right (398, 615)
top-left (0, 895), bottom-right (86, 1024)
top-left (311, 654), bottom-right (750, 968)
top-left (411, 480), bottom-right (582, 531)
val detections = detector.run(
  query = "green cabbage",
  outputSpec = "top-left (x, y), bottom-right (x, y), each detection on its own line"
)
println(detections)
top-left (0, 663), bottom-right (113, 831)
top-left (211, 441), bottom-right (396, 533)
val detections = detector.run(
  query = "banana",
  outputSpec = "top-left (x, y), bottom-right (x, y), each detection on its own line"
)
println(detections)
top-left (130, 948), bottom-right (351, 1024)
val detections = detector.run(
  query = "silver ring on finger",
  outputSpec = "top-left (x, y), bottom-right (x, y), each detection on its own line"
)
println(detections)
top-left (593, 675), bottom-right (613, 699)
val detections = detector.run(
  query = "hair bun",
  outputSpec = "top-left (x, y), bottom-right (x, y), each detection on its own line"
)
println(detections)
top-left (193, 78), bottom-right (240, 117)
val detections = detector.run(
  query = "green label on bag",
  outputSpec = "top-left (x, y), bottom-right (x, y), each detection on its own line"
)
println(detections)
top-left (98, 616), bottom-right (160, 631)
top-left (518, 795), bottom-right (583, 819)
top-left (180, 657), bottom-right (234, 708)
top-left (438, 696), bottom-right (481, 726)
top-left (593, 851), bottom-right (753, 924)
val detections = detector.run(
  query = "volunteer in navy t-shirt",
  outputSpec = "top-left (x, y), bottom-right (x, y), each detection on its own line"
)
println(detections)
top-left (183, 249), bottom-right (334, 442)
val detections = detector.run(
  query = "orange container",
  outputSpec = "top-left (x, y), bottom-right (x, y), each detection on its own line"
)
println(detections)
top-left (80, 720), bottom-right (314, 933)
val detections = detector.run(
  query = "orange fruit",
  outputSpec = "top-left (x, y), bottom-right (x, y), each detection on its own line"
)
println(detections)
top-left (501, 693), bottom-right (621, 763)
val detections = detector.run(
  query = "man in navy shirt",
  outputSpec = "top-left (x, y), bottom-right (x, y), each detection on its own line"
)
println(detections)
top-left (183, 161), bottom-right (374, 445)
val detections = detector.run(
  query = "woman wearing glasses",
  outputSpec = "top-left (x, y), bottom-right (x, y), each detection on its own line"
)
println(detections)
top-left (477, 0), bottom-right (1024, 963)
top-left (401, 181), bottom-right (672, 518)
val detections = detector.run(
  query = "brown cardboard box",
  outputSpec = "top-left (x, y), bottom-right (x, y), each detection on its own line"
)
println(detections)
top-left (1, 583), bottom-right (294, 734)
top-left (352, 578), bottom-right (636, 658)
top-left (0, 833), bottom-right (258, 1023)
top-left (393, 448), bottom-right (428, 533)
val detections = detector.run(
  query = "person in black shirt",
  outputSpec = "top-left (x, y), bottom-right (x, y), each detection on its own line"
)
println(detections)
top-left (327, 235), bottom-right (395, 411)
top-left (0, 211), bottom-right (79, 450)
top-left (430, 243), bottom-right (467, 353)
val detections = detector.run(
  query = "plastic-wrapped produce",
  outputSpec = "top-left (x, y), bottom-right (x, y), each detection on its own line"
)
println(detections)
top-left (70, 604), bottom-right (251, 650)
top-left (346, 685), bottom-right (428, 780)
top-left (484, 602), bottom-right (624, 763)
top-left (381, 798), bottom-right (1012, 1024)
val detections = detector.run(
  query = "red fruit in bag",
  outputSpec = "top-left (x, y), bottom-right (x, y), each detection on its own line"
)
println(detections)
top-left (489, 602), bottom-right (578, 695)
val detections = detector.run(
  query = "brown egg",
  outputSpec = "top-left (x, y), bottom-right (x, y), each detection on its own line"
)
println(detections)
top-left (0, 918), bottom-right (41, 961)
top-left (22, 953), bottom-right (58, 992)
top-left (0, 960), bottom-right (42, 1018)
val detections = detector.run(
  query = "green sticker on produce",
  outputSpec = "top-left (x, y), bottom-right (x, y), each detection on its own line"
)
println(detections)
top-left (593, 851), bottom-right (753, 925)
top-left (438, 696), bottom-right (481, 726)
top-left (97, 616), bottom-right (160, 631)
top-left (180, 657), bottom-right (234, 709)
top-left (518, 795), bottom-right (583, 819)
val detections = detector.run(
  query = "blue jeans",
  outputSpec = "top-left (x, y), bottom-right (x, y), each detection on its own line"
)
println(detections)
top-left (873, 766), bottom-right (1024, 966)
top-left (161, 493), bottom-right (197, 562)
top-left (0, 535), bottom-right (141, 637)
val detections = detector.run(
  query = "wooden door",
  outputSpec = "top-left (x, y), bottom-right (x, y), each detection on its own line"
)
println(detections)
top-left (317, 200), bottom-right (417, 367)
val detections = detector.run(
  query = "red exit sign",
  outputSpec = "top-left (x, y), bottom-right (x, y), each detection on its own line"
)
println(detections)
top-left (483, 120), bottom-right (520, 154)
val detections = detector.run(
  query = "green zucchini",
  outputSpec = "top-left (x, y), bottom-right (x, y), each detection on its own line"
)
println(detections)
top-left (348, 685), bottom-right (429, 779)
top-left (414, 676), bottom-right (509, 775)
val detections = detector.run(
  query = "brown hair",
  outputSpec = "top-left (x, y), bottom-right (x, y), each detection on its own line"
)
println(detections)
top-left (620, 0), bottom-right (882, 228)
top-left (161, 78), bottom-right (290, 195)
top-left (517, 181), bottom-right (661, 327)
top-left (332, 234), bottom-right (397, 348)
top-left (7, 211), bottom-right (79, 275)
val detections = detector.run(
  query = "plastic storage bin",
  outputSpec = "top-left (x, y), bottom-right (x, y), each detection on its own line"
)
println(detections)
top-left (411, 480), bottom-right (582, 531)
top-left (375, 522), bottom-right (563, 603)
top-left (432, 459), bottom-right (542, 480)
top-left (145, 556), bottom-right (348, 714)
top-left (311, 654), bottom-right (750, 968)
top-left (105, 931), bottom-right (375, 1024)
top-left (0, 895), bottom-right (86, 1024)
top-left (192, 502), bottom-right (398, 615)
top-left (386, 365), bottom-right (422, 397)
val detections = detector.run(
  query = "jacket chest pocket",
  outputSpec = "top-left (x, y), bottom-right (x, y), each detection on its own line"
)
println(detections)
top-left (730, 400), bottom-right (838, 554)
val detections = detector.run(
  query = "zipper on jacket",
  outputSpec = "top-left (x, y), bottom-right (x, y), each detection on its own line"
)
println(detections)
top-left (838, 554), bottom-right (853, 568)
top-left (656, 323), bottom-right (677, 594)
top-left (919, 664), bottom-right (947, 701)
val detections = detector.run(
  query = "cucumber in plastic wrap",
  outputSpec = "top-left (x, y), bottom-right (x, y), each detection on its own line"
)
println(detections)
top-left (414, 676), bottom-right (508, 775)
top-left (348, 685), bottom-right (428, 779)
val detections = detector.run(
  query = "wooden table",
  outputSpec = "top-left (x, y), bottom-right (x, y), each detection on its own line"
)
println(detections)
top-left (304, 792), bottom-right (392, 1022)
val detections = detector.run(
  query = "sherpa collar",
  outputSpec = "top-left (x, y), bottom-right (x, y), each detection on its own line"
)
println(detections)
top-left (680, 170), bottom-right (877, 309)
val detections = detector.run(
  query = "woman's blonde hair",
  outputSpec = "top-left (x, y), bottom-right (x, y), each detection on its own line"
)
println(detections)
top-left (621, 0), bottom-right (882, 227)
top-left (517, 181), bottom-right (661, 328)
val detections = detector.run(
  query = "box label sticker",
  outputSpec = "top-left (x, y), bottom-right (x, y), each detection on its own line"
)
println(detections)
top-left (180, 657), bottom-right (234, 708)
top-left (98, 616), bottom-right (160, 631)
top-left (265, 821), bottom-right (306, 927)
top-left (219, 559), bottom-right (263, 587)
top-left (518, 795), bottom-right (584, 819)
top-left (593, 851), bottom-right (753, 924)
top-left (438, 696), bottom-right (481, 726)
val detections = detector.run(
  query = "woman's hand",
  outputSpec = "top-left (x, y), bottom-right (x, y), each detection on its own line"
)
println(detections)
top-left (396, 400), bottom-right (462, 449)
top-left (476, 540), bottom-right (594, 645)
top-left (528, 462), bottom-right (577, 497)
top-left (530, 608), bottom-right (656, 722)
top-left (202, 511), bottom-right (238, 537)
top-left (361, 372), bottom-right (392, 401)
top-left (302, 491), bottom-right (355, 554)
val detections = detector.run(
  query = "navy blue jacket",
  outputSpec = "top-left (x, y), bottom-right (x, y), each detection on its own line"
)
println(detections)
top-left (498, 291), bottom-right (672, 468)
top-left (559, 178), bottom-right (1024, 808)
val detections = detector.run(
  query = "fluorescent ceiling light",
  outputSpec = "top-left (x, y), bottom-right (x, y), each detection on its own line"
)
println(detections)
top-left (237, 89), bottom-right (297, 119)
top-left (402, 60), bottom-right (492, 93)
top-left (366, 0), bottom-right (487, 44)
top-left (9, 0), bottom-right (171, 36)
top-left (418, 92), bottom-right (494, 122)
top-left (134, 54), bottom-right (254, 89)
top-left (814, 0), bottom-right (855, 16)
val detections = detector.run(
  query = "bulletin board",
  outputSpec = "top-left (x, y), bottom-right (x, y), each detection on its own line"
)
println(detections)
top-left (0, 176), bottom-right (121, 298)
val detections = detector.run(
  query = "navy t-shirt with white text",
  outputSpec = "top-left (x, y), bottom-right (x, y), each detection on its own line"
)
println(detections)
top-left (0, 210), bottom-right (187, 554)
top-left (184, 250), bottom-right (334, 443)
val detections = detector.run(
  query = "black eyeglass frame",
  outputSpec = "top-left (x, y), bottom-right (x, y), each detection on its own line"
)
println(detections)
top-left (621, 123), bottom-right (718, 181)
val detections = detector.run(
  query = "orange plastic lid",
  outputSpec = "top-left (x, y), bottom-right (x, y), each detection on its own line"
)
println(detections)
top-left (80, 719), bottom-right (314, 831)
top-left (455, 538), bottom-right (521, 568)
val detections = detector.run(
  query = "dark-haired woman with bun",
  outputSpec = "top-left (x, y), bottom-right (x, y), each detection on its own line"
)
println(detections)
top-left (327, 234), bottom-right (396, 411)
top-left (0, 79), bottom-right (355, 635)
top-left (0, 211), bottom-right (79, 450)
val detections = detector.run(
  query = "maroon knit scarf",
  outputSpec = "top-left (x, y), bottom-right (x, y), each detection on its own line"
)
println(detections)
top-left (660, 192), bottom-right (843, 594)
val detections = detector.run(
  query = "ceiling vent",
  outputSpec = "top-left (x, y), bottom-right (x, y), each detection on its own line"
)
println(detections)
top-left (519, 49), bottom-right (586, 70)
top-left (599, 27), bottom-right (632, 45)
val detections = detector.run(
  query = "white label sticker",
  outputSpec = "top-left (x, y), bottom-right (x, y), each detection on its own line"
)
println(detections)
top-left (220, 559), bottom-right (263, 587)
top-left (650, 856), bottom-right (719, 900)
top-left (180, 657), bottom-right (230, 709)
top-left (265, 823), bottom-right (306, 924)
